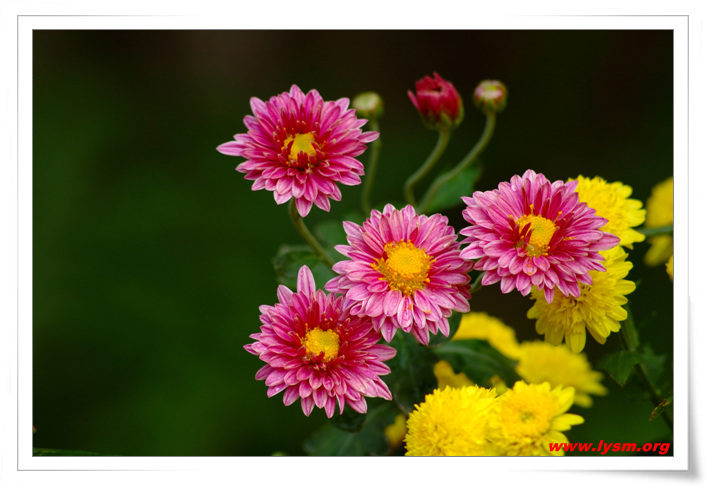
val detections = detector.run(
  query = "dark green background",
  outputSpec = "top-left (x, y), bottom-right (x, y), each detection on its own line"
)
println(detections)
top-left (33, 30), bottom-right (674, 456)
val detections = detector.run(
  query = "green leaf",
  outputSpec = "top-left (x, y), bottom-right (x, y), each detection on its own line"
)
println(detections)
top-left (596, 350), bottom-right (643, 386)
top-left (371, 201), bottom-right (406, 213)
top-left (639, 344), bottom-right (668, 394)
top-left (33, 448), bottom-right (102, 456)
top-left (342, 210), bottom-right (366, 225)
top-left (385, 332), bottom-right (439, 414)
top-left (271, 244), bottom-right (335, 289)
top-left (272, 244), bottom-right (319, 289)
top-left (330, 405), bottom-right (367, 433)
top-left (303, 400), bottom-right (398, 456)
top-left (427, 312), bottom-right (462, 348)
top-left (314, 215), bottom-right (366, 264)
top-left (434, 338), bottom-right (521, 388)
top-left (634, 309), bottom-right (657, 332)
top-left (423, 164), bottom-right (482, 213)
top-left (315, 220), bottom-right (349, 247)
top-left (310, 263), bottom-right (337, 289)
top-left (303, 424), bottom-right (365, 456)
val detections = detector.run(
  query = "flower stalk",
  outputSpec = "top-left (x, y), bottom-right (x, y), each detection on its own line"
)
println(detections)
top-left (618, 311), bottom-right (673, 431)
top-left (418, 112), bottom-right (495, 213)
top-left (288, 200), bottom-right (335, 269)
top-left (470, 272), bottom-right (485, 294)
top-left (361, 120), bottom-right (382, 214)
top-left (404, 129), bottom-right (451, 207)
top-left (637, 225), bottom-right (673, 238)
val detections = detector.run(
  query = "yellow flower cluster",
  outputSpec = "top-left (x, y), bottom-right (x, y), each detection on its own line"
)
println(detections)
top-left (528, 246), bottom-right (636, 353)
top-left (402, 175), bottom-right (675, 456)
top-left (433, 360), bottom-right (474, 389)
top-left (438, 312), bottom-right (606, 405)
top-left (571, 175), bottom-right (646, 248)
top-left (489, 381), bottom-right (584, 456)
top-left (516, 341), bottom-right (607, 407)
top-left (644, 177), bottom-right (674, 267)
top-left (405, 386), bottom-right (499, 456)
top-left (520, 176), bottom-right (641, 352)
top-left (404, 381), bottom-right (583, 456)
top-left (452, 311), bottom-right (521, 359)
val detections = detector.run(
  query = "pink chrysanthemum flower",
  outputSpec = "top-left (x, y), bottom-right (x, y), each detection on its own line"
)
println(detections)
top-left (325, 204), bottom-right (472, 345)
top-left (244, 266), bottom-right (395, 418)
top-left (460, 170), bottom-right (620, 303)
top-left (217, 85), bottom-right (379, 217)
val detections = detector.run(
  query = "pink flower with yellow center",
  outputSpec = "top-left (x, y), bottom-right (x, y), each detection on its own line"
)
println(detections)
top-left (217, 85), bottom-right (379, 217)
top-left (460, 170), bottom-right (620, 303)
top-left (244, 266), bottom-right (395, 418)
top-left (325, 204), bottom-right (472, 345)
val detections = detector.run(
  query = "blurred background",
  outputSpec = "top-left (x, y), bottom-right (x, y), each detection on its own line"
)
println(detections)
top-left (33, 30), bottom-right (673, 456)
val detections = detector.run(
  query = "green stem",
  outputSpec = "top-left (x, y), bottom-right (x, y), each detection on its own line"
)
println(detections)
top-left (403, 129), bottom-right (452, 207)
top-left (418, 112), bottom-right (496, 214)
top-left (637, 225), bottom-right (673, 238)
top-left (361, 120), bottom-right (381, 215)
top-left (618, 313), bottom-right (674, 432)
top-left (470, 272), bottom-right (485, 294)
top-left (288, 200), bottom-right (335, 269)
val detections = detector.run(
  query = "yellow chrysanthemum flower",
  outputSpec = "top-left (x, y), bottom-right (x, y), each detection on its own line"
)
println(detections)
top-left (405, 386), bottom-right (498, 456)
top-left (571, 175), bottom-right (646, 248)
top-left (644, 177), bottom-right (673, 266)
top-left (433, 360), bottom-right (474, 389)
top-left (666, 254), bottom-right (674, 280)
top-left (516, 341), bottom-right (607, 407)
top-left (384, 414), bottom-right (407, 449)
top-left (527, 246), bottom-right (636, 352)
top-left (453, 311), bottom-right (521, 359)
top-left (488, 381), bottom-right (584, 456)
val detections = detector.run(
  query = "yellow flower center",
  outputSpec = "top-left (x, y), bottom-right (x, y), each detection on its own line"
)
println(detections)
top-left (372, 240), bottom-right (433, 296)
top-left (516, 214), bottom-right (557, 256)
top-left (301, 328), bottom-right (340, 362)
top-left (505, 399), bottom-right (553, 438)
top-left (284, 132), bottom-right (317, 165)
top-left (520, 411), bottom-right (535, 422)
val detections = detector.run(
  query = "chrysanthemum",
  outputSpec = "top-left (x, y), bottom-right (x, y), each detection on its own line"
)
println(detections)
top-left (325, 204), bottom-right (473, 345)
top-left (433, 360), bottom-right (474, 389)
top-left (405, 386), bottom-right (498, 456)
top-left (460, 170), bottom-right (620, 303)
top-left (488, 381), bottom-right (584, 456)
top-left (453, 311), bottom-right (521, 360)
top-left (244, 266), bottom-right (395, 418)
top-left (644, 177), bottom-right (674, 266)
top-left (217, 85), bottom-right (379, 217)
top-left (516, 341), bottom-right (607, 407)
top-left (527, 246), bottom-right (636, 352)
top-left (570, 175), bottom-right (646, 248)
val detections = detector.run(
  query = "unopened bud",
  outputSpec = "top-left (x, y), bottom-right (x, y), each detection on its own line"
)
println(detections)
top-left (352, 92), bottom-right (384, 120)
top-left (408, 72), bottom-right (464, 131)
top-left (473, 80), bottom-right (508, 114)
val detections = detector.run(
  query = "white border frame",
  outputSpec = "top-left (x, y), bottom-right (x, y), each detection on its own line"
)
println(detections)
top-left (3, 3), bottom-right (700, 484)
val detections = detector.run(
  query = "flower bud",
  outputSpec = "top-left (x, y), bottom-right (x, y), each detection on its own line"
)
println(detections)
top-left (352, 91), bottom-right (384, 120)
top-left (473, 80), bottom-right (508, 114)
top-left (408, 72), bottom-right (464, 131)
